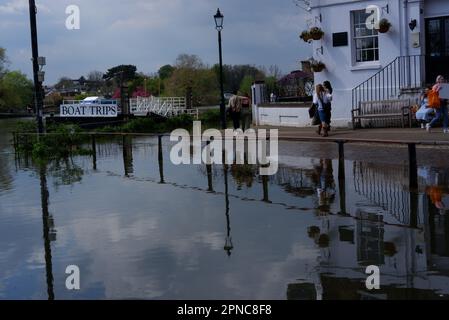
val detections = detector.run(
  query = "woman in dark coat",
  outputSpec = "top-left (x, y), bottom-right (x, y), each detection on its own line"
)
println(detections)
top-left (323, 81), bottom-right (333, 130)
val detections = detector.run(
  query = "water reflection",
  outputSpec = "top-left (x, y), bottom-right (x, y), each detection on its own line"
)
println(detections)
top-left (2, 120), bottom-right (449, 299)
top-left (39, 164), bottom-right (55, 300)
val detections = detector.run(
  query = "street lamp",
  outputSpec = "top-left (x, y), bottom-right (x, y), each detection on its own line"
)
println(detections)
top-left (214, 8), bottom-right (226, 129)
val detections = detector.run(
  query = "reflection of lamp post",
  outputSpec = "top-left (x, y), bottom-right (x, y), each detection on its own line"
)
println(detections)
top-left (223, 164), bottom-right (233, 256)
top-left (39, 164), bottom-right (55, 300)
top-left (214, 8), bottom-right (226, 129)
top-left (28, 0), bottom-right (44, 133)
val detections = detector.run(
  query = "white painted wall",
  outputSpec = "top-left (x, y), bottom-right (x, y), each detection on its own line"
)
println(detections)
top-left (256, 0), bottom-right (449, 128)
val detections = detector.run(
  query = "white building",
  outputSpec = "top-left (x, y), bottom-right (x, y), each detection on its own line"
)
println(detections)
top-left (254, 0), bottom-right (449, 128)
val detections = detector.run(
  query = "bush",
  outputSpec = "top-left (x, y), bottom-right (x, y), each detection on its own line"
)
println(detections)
top-left (199, 109), bottom-right (221, 123)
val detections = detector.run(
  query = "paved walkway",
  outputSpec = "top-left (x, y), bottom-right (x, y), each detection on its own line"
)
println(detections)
top-left (256, 126), bottom-right (449, 145)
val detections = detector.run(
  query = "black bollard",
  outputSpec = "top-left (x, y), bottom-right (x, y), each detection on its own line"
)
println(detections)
top-left (408, 143), bottom-right (418, 190)
top-left (158, 135), bottom-right (165, 184)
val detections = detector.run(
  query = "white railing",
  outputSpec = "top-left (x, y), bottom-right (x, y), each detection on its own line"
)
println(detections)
top-left (130, 96), bottom-right (198, 119)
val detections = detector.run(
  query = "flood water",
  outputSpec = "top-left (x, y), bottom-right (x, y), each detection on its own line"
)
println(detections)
top-left (1, 118), bottom-right (449, 300)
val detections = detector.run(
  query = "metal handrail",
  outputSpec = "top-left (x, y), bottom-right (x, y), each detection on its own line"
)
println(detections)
top-left (352, 55), bottom-right (426, 128)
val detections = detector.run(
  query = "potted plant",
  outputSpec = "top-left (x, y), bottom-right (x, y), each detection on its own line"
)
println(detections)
top-left (311, 60), bottom-right (326, 72)
top-left (300, 30), bottom-right (312, 42)
top-left (309, 27), bottom-right (324, 40)
top-left (377, 18), bottom-right (391, 33)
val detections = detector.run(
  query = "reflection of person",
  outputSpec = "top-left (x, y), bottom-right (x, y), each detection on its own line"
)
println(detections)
top-left (241, 93), bottom-right (252, 131)
top-left (312, 159), bottom-right (336, 212)
top-left (427, 186), bottom-right (445, 214)
top-left (420, 166), bottom-right (447, 215)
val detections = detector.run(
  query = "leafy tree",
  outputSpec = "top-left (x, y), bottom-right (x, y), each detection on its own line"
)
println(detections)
top-left (103, 65), bottom-right (137, 82)
top-left (214, 64), bottom-right (265, 94)
top-left (158, 65), bottom-right (174, 80)
top-left (239, 75), bottom-right (255, 96)
top-left (165, 54), bottom-right (218, 105)
top-left (0, 71), bottom-right (33, 112)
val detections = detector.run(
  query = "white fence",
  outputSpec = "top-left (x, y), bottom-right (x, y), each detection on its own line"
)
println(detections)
top-left (130, 97), bottom-right (198, 119)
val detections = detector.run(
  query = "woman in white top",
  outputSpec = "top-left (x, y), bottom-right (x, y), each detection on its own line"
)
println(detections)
top-left (313, 84), bottom-right (333, 137)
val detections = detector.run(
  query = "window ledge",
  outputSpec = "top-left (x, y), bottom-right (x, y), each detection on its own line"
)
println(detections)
top-left (350, 63), bottom-right (382, 71)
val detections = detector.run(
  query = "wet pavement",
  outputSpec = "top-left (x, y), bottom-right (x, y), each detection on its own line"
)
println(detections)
top-left (1, 119), bottom-right (449, 300)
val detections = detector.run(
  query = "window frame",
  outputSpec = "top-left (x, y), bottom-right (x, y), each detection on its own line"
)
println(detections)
top-left (351, 9), bottom-right (380, 66)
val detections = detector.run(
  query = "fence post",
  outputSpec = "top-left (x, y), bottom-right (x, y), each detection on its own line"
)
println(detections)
top-left (91, 134), bottom-right (97, 170)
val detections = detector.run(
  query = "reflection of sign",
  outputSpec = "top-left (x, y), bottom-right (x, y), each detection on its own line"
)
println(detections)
top-left (440, 84), bottom-right (449, 99)
top-left (60, 104), bottom-right (118, 117)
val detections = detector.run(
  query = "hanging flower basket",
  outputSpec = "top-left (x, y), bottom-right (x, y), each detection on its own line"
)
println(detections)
top-left (300, 30), bottom-right (312, 43)
top-left (311, 61), bottom-right (326, 72)
top-left (377, 18), bottom-right (391, 33)
top-left (309, 27), bottom-right (324, 40)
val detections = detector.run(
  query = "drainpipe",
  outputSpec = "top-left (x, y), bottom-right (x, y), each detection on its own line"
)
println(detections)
top-left (404, 0), bottom-right (409, 58)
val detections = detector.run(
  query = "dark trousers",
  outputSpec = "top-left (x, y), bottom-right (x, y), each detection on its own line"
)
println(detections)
top-left (230, 111), bottom-right (241, 130)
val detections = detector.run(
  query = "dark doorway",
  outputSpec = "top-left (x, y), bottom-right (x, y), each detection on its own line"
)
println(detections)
top-left (426, 16), bottom-right (449, 84)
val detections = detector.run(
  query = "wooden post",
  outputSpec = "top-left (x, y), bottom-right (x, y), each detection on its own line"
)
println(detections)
top-left (91, 135), bottom-right (97, 171)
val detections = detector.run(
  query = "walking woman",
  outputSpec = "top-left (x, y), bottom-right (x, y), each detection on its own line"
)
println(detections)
top-left (323, 81), bottom-right (333, 130)
top-left (313, 84), bottom-right (333, 137)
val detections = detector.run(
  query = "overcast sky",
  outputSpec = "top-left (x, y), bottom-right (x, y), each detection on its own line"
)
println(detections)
top-left (0, 0), bottom-right (311, 84)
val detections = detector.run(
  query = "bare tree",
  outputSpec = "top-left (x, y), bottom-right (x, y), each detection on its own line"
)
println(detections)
top-left (268, 65), bottom-right (283, 80)
top-left (87, 70), bottom-right (104, 82)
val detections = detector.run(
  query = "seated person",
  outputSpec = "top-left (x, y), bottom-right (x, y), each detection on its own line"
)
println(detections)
top-left (416, 86), bottom-right (435, 128)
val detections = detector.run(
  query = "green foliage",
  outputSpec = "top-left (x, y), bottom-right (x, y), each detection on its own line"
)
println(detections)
top-left (0, 70), bottom-right (33, 112)
top-left (214, 64), bottom-right (265, 94)
top-left (121, 118), bottom-right (158, 133)
top-left (74, 93), bottom-right (89, 101)
top-left (239, 75), bottom-right (255, 96)
top-left (103, 65), bottom-right (137, 82)
top-left (199, 109), bottom-right (221, 124)
top-left (15, 123), bottom-right (91, 160)
top-left (158, 65), bottom-right (175, 80)
top-left (165, 54), bottom-right (219, 106)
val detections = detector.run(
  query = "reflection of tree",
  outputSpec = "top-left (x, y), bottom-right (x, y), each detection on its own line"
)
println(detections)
top-left (230, 164), bottom-right (256, 189)
top-left (47, 158), bottom-right (84, 188)
top-left (0, 155), bottom-right (12, 192)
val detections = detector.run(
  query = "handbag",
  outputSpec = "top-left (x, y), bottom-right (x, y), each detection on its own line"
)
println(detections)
top-left (311, 111), bottom-right (321, 125)
top-left (308, 104), bottom-right (317, 119)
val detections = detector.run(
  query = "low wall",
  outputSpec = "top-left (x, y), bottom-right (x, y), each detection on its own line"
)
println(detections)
top-left (253, 102), bottom-right (351, 128)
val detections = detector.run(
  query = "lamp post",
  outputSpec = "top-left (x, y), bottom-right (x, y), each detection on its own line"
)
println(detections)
top-left (214, 8), bottom-right (226, 129)
top-left (28, 0), bottom-right (44, 133)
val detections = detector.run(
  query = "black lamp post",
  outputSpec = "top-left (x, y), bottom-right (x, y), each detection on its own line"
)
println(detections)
top-left (28, 0), bottom-right (44, 134)
top-left (214, 8), bottom-right (226, 129)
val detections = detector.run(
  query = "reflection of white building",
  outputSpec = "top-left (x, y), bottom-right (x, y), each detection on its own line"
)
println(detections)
top-left (286, 159), bottom-right (449, 299)
top-left (255, 0), bottom-right (449, 128)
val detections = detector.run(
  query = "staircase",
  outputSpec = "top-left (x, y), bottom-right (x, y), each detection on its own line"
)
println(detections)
top-left (352, 55), bottom-right (426, 128)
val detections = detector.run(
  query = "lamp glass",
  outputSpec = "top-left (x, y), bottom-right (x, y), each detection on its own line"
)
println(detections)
top-left (214, 9), bottom-right (224, 30)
